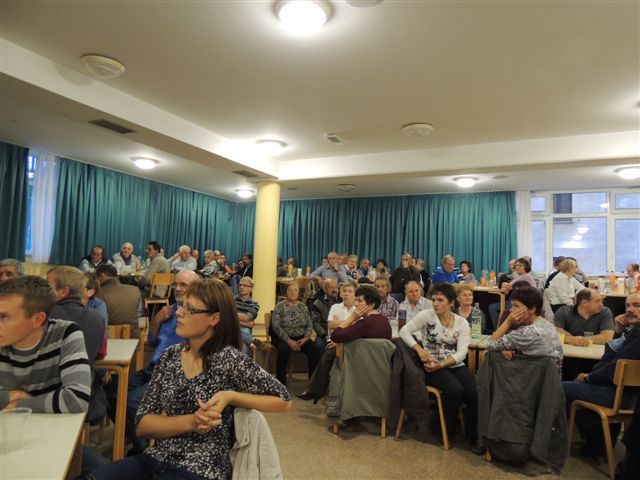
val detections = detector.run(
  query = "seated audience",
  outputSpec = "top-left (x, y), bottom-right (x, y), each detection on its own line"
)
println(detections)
top-left (398, 280), bottom-right (433, 327)
top-left (105, 269), bottom-right (199, 455)
top-left (230, 253), bottom-right (254, 295)
top-left (80, 245), bottom-right (111, 273)
top-left (489, 257), bottom-right (538, 329)
top-left (431, 255), bottom-right (460, 284)
top-left (374, 258), bottom-right (390, 280)
top-left (486, 285), bottom-right (563, 373)
top-left (309, 251), bottom-right (348, 288)
top-left (357, 257), bottom-right (376, 282)
top-left (399, 283), bottom-right (480, 453)
top-left (310, 278), bottom-right (339, 349)
top-left (201, 249), bottom-right (221, 277)
top-left (415, 258), bottom-right (431, 292)
top-left (554, 289), bottom-right (613, 346)
top-left (190, 248), bottom-right (203, 270)
top-left (455, 283), bottom-right (485, 331)
top-left (344, 254), bottom-right (360, 280)
top-left (330, 285), bottom-right (391, 342)
top-left (218, 253), bottom-right (234, 275)
top-left (82, 272), bottom-right (109, 326)
top-left (111, 242), bottom-right (141, 275)
top-left (544, 256), bottom-right (566, 289)
top-left (562, 292), bottom-right (640, 458)
top-left (85, 279), bottom-right (291, 480)
top-left (96, 264), bottom-right (144, 337)
top-left (270, 283), bottom-right (321, 387)
top-left (169, 244), bottom-right (197, 273)
top-left (390, 252), bottom-right (421, 299)
top-left (547, 258), bottom-right (585, 312)
top-left (375, 277), bottom-right (399, 321)
top-left (235, 276), bottom-right (261, 354)
top-left (626, 262), bottom-right (640, 285)
top-left (0, 276), bottom-right (91, 413)
top-left (0, 258), bottom-right (24, 283)
top-left (139, 241), bottom-right (171, 296)
top-left (459, 260), bottom-right (477, 284)
top-left (276, 256), bottom-right (288, 277)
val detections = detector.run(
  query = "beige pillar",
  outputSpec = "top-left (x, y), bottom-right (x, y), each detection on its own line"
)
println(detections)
top-left (251, 181), bottom-right (280, 338)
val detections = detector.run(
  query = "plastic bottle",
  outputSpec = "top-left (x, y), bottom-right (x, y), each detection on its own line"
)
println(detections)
top-left (471, 303), bottom-right (483, 340)
top-left (306, 265), bottom-right (311, 276)
top-left (480, 269), bottom-right (488, 287)
top-left (287, 263), bottom-right (293, 277)
top-left (489, 271), bottom-right (496, 288)
top-left (398, 305), bottom-right (407, 330)
top-left (609, 272), bottom-right (618, 292)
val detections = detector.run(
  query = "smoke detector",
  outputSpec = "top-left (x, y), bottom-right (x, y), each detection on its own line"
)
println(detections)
top-left (402, 123), bottom-right (434, 139)
top-left (81, 54), bottom-right (126, 79)
top-left (326, 133), bottom-right (344, 145)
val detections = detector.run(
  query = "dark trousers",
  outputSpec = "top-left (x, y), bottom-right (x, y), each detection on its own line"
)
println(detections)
top-left (271, 335), bottom-right (320, 386)
top-left (105, 366), bottom-right (154, 454)
top-left (562, 357), bottom-right (597, 382)
top-left (84, 452), bottom-right (203, 480)
top-left (307, 348), bottom-right (337, 397)
top-left (425, 366), bottom-right (478, 443)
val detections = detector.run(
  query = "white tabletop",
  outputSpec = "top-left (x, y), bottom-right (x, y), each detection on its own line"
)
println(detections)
top-left (472, 287), bottom-right (502, 293)
top-left (0, 413), bottom-right (85, 480)
top-left (563, 343), bottom-right (605, 360)
top-left (469, 334), bottom-right (490, 348)
top-left (98, 338), bottom-right (139, 365)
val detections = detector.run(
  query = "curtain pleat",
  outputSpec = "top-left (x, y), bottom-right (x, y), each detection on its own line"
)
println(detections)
top-left (0, 142), bottom-right (30, 260)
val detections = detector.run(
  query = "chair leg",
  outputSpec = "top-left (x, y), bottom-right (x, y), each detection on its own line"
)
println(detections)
top-left (484, 448), bottom-right (492, 462)
top-left (381, 418), bottom-right (386, 438)
top-left (395, 408), bottom-right (405, 438)
top-left (567, 403), bottom-right (577, 453)
top-left (435, 395), bottom-right (450, 450)
top-left (600, 415), bottom-right (616, 479)
top-left (333, 421), bottom-right (339, 434)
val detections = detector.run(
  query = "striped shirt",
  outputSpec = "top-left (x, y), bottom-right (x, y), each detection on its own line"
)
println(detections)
top-left (0, 319), bottom-right (92, 413)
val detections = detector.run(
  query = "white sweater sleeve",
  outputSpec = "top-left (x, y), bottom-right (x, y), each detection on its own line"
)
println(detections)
top-left (399, 310), bottom-right (430, 349)
top-left (451, 316), bottom-right (470, 365)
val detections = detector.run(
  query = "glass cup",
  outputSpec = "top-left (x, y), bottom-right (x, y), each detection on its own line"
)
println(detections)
top-left (0, 407), bottom-right (32, 451)
top-left (584, 331), bottom-right (594, 347)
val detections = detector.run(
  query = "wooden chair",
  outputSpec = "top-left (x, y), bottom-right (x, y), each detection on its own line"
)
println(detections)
top-left (395, 386), bottom-right (466, 449)
top-left (136, 316), bottom-right (148, 371)
top-left (144, 273), bottom-right (174, 310)
top-left (107, 324), bottom-right (131, 339)
top-left (567, 359), bottom-right (640, 479)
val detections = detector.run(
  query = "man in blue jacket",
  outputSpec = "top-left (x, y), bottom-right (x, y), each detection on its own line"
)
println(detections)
top-left (563, 291), bottom-right (640, 458)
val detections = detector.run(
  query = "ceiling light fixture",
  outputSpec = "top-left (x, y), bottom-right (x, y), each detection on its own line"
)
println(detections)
top-left (81, 54), bottom-right (126, 79)
top-left (616, 166), bottom-right (640, 180)
top-left (346, 0), bottom-right (384, 6)
top-left (453, 176), bottom-right (478, 188)
top-left (256, 139), bottom-right (287, 156)
top-left (576, 226), bottom-right (590, 234)
top-left (571, 234), bottom-right (583, 241)
top-left (337, 184), bottom-right (356, 192)
top-left (276, 0), bottom-right (330, 37)
top-left (235, 188), bottom-right (255, 199)
top-left (132, 157), bottom-right (159, 170)
top-left (600, 202), bottom-right (609, 209)
top-left (402, 123), bottom-right (434, 139)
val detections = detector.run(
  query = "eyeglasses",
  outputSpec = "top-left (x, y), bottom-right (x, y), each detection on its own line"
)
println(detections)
top-left (178, 305), bottom-right (215, 316)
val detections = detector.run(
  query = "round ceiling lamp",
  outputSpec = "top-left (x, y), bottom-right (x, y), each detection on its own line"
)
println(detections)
top-left (576, 225), bottom-right (590, 234)
top-left (235, 188), bottom-right (255, 199)
top-left (453, 176), bottom-right (478, 188)
top-left (402, 123), bottom-right (434, 139)
top-left (571, 234), bottom-right (583, 241)
top-left (132, 157), bottom-right (158, 170)
top-left (81, 54), bottom-right (126, 79)
top-left (616, 166), bottom-right (640, 180)
top-left (276, 0), bottom-right (330, 37)
top-left (256, 139), bottom-right (287, 156)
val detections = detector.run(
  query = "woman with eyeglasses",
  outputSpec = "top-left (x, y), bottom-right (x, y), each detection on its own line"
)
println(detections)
top-left (85, 278), bottom-right (292, 480)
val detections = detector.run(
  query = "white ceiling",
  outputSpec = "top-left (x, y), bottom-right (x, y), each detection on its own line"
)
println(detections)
top-left (1, 0), bottom-right (639, 200)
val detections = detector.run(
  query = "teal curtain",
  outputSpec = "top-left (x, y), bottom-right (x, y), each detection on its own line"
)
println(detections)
top-left (0, 142), bottom-right (29, 260)
top-left (50, 158), bottom-right (253, 265)
top-left (278, 192), bottom-right (516, 273)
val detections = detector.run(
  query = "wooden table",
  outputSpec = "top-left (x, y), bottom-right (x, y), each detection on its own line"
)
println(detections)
top-left (468, 334), bottom-right (490, 373)
top-left (562, 343), bottom-right (605, 360)
top-left (0, 413), bottom-right (86, 479)
top-left (96, 338), bottom-right (139, 460)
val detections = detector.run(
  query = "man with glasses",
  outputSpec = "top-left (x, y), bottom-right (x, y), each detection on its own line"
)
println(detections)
top-left (107, 269), bottom-right (199, 456)
top-left (310, 251), bottom-right (348, 289)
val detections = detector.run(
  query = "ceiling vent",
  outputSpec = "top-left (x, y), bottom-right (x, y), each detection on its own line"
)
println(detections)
top-left (232, 170), bottom-right (261, 178)
top-left (326, 133), bottom-right (344, 145)
top-left (89, 119), bottom-right (135, 134)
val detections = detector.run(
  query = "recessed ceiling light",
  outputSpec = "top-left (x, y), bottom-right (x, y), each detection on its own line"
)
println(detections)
top-left (235, 188), bottom-right (255, 199)
top-left (402, 123), bottom-right (434, 139)
top-left (616, 166), bottom-right (640, 180)
top-left (337, 184), bottom-right (356, 192)
top-left (571, 234), bottom-right (583, 241)
top-left (600, 202), bottom-right (609, 209)
top-left (256, 139), bottom-right (287, 156)
top-left (276, 0), bottom-right (330, 37)
top-left (81, 54), bottom-right (126, 79)
top-left (453, 176), bottom-right (478, 188)
top-left (132, 157), bottom-right (159, 170)
top-left (577, 226), bottom-right (590, 234)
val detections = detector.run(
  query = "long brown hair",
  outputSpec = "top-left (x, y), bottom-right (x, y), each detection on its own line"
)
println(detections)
top-left (184, 278), bottom-right (242, 371)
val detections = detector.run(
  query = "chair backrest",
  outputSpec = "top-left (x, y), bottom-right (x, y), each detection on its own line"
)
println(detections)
top-left (609, 359), bottom-right (640, 412)
top-left (148, 273), bottom-right (174, 299)
top-left (108, 324), bottom-right (132, 339)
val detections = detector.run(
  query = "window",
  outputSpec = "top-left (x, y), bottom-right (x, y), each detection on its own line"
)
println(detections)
top-left (552, 192), bottom-right (608, 214)
top-left (615, 219), bottom-right (640, 272)
top-left (25, 154), bottom-right (36, 254)
top-left (530, 196), bottom-right (546, 212)
top-left (531, 220), bottom-right (546, 272)
top-left (552, 217), bottom-right (607, 274)
top-left (615, 192), bottom-right (640, 210)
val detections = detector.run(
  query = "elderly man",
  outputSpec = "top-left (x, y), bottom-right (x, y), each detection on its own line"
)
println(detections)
top-left (96, 264), bottom-right (144, 336)
top-left (397, 280), bottom-right (432, 329)
top-left (235, 276), bottom-right (261, 353)
top-left (375, 276), bottom-right (399, 321)
top-left (390, 252), bottom-right (421, 300)
top-left (111, 242), bottom-right (141, 275)
top-left (310, 251), bottom-right (348, 288)
top-left (431, 254), bottom-right (460, 284)
top-left (310, 278), bottom-right (340, 348)
top-left (169, 244), bottom-right (197, 272)
top-left (79, 245), bottom-right (111, 273)
top-left (139, 241), bottom-right (171, 296)
top-left (107, 269), bottom-right (199, 455)
top-left (201, 249), bottom-right (221, 277)
top-left (190, 248), bottom-right (203, 270)
top-left (0, 258), bottom-right (24, 283)
top-left (563, 292), bottom-right (640, 458)
top-left (0, 276), bottom-right (91, 413)
top-left (357, 257), bottom-right (376, 282)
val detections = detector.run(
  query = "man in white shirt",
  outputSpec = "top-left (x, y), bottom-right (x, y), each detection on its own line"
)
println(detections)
top-left (169, 245), bottom-right (197, 273)
top-left (111, 242), bottom-right (141, 275)
top-left (397, 281), bottom-right (433, 329)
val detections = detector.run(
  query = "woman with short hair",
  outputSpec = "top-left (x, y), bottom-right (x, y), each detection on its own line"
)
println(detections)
top-left (546, 258), bottom-right (585, 312)
top-left (459, 260), bottom-right (477, 285)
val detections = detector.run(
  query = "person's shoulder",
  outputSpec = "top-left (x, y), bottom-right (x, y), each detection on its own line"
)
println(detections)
top-left (598, 306), bottom-right (613, 319)
top-left (555, 305), bottom-right (573, 318)
top-left (389, 296), bottom-right (399, 305)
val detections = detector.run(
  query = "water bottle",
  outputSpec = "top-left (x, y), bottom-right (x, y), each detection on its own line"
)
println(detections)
top-left (398, 306), bottom-right (407, 330)
top-left (471, 303), bottom-right (482, 340)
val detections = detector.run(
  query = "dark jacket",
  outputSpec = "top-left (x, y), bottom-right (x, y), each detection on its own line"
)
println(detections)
top-left (477, 351), bottom-right (567, 471)
top-left (388, 338), bottom-right (431, 428)
top-left (390, 266), bottom-right (421, 294)
top-left (588, 324), bottom-right (640, 389)
top-left (310, 295), bottom-right (338, 338)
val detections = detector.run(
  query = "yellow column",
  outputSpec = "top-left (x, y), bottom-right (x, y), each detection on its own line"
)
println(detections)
top-left (251, 181), bottom-right (280, 338)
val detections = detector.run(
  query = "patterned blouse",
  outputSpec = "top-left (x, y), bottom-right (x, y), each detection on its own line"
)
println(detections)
top-left (136, 345), bottom-right (290, 479)
top-left (486, 317), bottom-right (563, 372)
top-left (271, 301), bottom-right (313, 341)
